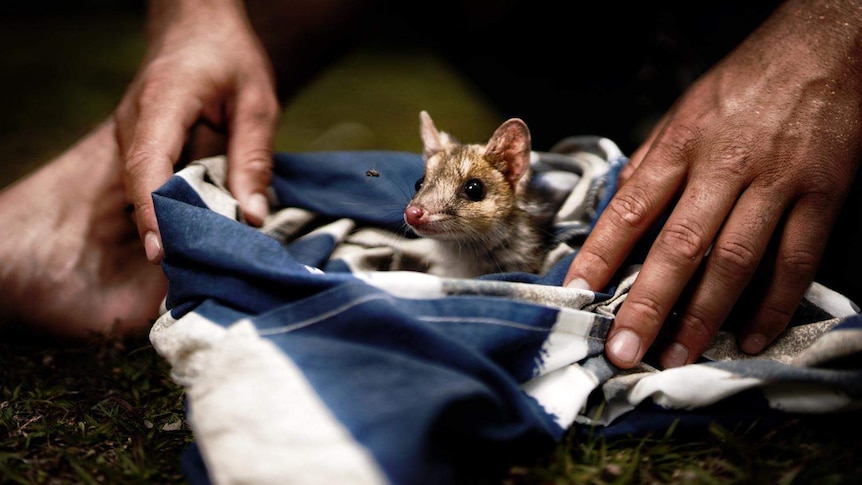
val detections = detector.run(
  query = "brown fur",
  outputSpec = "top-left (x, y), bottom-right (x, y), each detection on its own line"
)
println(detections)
top-left (404, 111), bottom-right (549, 276)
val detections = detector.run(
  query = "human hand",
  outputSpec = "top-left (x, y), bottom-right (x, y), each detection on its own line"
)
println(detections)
top-left (564, 0), bottom-right (862, 369)
top-left (115, 0), bottom-right (279, 263)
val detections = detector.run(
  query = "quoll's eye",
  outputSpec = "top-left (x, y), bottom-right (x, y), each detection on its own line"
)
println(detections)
top-left (463, 178), bottom-right (485, 201)
top-left (414, 177), bottom-right (425, 192)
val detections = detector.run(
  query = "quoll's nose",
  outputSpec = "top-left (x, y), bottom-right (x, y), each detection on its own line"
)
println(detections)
top-left (404, 206), bottom-right (425, 227)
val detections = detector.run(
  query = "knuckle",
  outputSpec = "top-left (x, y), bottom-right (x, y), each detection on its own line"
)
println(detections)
top-left (242, 89), bottom-right (280, 125)
top-left (714, 138), bottom-right (754, 177)
top-left (249, 102), bottom-right (279, 127)
top-left (711, 236), bottom-right (759, 279)
top-left (575, 247), bottom-right (614, 275)
top-left (133, 197), bottom-right (157, 219)
top-left (230, 149), bottom-right (274, 194)
top-left (626, 292), bottom-right (666, 329)
top-left (657, 220), bottom-right (708, 263)
top-left (653, 122), bottom-right (701, 161)
top-left (803, 171), bottom-right (840, 198)
top-left (606, 188), bottom-right (652, 231)
top-left (124, 144), bottom-right (169, 180)
top-left (124, 146), bottom-right (154, 173)
top-left (237, 149), bottom-right (274, 175)
top-left (677, 310), bottom-right (715, 342)
top-left (780, 247), bottom-right (819, 278)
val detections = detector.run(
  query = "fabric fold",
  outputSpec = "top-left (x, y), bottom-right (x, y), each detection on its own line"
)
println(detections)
top-left (150, 142), bottom-right (861, 485)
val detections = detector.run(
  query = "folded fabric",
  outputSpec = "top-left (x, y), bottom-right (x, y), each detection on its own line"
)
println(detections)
top-left (150, 138), bottom-right (862, 485)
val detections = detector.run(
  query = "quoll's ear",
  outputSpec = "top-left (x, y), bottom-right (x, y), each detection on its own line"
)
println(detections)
top-left (485, 118), bottom-right (531, 187)
top-left (419, 111), bottom-right (457, 159)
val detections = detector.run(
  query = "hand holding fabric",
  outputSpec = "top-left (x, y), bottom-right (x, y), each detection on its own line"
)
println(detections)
top-left (114, 0), bottom-right (280, 263)
top-left (564, 0), bottom-right (862, 368)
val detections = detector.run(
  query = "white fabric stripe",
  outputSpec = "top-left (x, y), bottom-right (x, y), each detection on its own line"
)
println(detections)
top-left (417, 315), bottom-right (552, 332)
top-left (521, 364), bottom-right (600, 429)
top-left (532, 308), bottom-right (597, 376)
top-left (805, 282), bottom-right (860, 316)
top-left (256, 293), bottom-right (570, 338)
top-left (627, 366), bottom-right (762, 410)
top-left (519, 309), bottom-right (604, 429)
top-left (174, 156), bottom-right (239, 221)
top-left (257, 292), bottom-right (392, 336)
top-left (150, 313), bottom-right (387, 485)
top-left (354, 271), bottom-right (446, 299)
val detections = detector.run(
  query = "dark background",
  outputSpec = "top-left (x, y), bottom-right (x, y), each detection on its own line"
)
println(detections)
top-left (1, 1), bottom-right (858, 304)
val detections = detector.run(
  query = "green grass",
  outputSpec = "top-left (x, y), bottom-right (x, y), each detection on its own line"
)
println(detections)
top-left (510, 416), bottom-right (862, 484)
top-left (1, 333), bottom-right (191, 484)
top-left (2, 6), bottom-right (862, 485)
top-left (3, 334), bottom-right (861, 484)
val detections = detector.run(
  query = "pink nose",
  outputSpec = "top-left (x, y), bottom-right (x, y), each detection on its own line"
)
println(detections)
top-left (404, 205), bottom-right (425, 227)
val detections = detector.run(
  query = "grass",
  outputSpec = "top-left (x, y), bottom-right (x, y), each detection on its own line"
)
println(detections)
top-left (3, 333), bottom-right (861, 484)
top-left (2, 5), bottom-right (862, 485)
top-left (1, 332), bottom-right (191, 484)
top-left (509, 416), bottom-right (862, 484)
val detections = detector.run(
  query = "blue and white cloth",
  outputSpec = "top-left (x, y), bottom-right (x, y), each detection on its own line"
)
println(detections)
top-left (149, 137), bottom-right (862, 485)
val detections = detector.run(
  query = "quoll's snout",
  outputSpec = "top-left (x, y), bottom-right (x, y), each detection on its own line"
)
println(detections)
top-left (404, 205), bottom-right (426, 228)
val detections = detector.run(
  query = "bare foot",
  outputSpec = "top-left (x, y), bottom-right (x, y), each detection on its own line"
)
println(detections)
top-left (0, 120), bottom-right (167, 341)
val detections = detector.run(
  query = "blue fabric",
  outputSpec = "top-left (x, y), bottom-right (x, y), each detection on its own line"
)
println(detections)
top-left (152, 148), bottom-right (861, 485)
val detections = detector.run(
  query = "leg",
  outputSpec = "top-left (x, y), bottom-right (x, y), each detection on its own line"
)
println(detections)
top-left (0, 119), bottom-right (167, 341)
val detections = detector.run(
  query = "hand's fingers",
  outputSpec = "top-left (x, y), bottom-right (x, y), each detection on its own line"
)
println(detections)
top-left (225, 85), bottom-right (279, 226)
top-left (657, 187), bottom-right (786, 367)
top-left (607, 173), bottom-right (741, 368)
top-left (117, 90), bottom-right (202, 263)
top-left (563, 143), bottom-right (686, 292)
top-left (739, 193), bottom-right (835, 354)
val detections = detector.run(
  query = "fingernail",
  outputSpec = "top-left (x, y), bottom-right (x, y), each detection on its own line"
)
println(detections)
top-left (144, 231), bottom-right (163, 263)
top-left (608, 329), bottom-right (641, 366)
top-left (662, 342), bottom-right (689, 368)
top-left (246, 192), bottom-right (269, 224)
top-left (565, 278), bottom-right (591, 290)
top-left (741, 333), bottom-right (767, 355)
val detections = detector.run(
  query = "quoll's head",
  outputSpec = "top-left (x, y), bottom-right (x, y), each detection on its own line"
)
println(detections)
top-left (404, 111), bottom-right (532, 242)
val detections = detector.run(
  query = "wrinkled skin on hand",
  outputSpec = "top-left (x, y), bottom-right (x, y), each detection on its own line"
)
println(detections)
top-left (114, 0), bottom-right (280, 263)
top-left (565, 0), bottom-right (862, 369)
